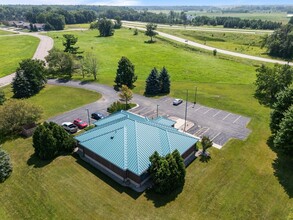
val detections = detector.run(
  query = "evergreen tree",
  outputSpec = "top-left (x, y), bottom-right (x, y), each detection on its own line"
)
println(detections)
top-left (270, 86), bottom-right (293, 134)
top-left (12, 59), bottom-right (47, 98)
top-left (33, 122), bottom-right (76, 160)
top-left (159, 67), bottom-right (171, 94)
top-left (273, 105), bottom-right (293, 155)
top-left (63, 34), bottom-right (80, 54)
top-left (0, 147), bottom-right (13, 183)
top-left (149, 150), bottom-right (186, 194)
top-left (114, 57), bottom-right (137, 88)
top-left (0, 90), bottom-right (5, 105)
top-left (145, 68), bottom-right (160, 96)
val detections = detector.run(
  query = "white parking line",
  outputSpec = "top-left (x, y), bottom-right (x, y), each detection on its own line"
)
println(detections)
top-left (201, 128), bottom-right (210, 136)
top-left (194, 107), bottom-right (202, 112)
top-left (211, 132), bottom-right (221, 141)
top-left (204, 108), bottom-right (212, 114)
top-left (222, 113), bottom-right (231, 121)
top-left (233, 116), bottom-right (242, 124)
top-left (213, 110), bottom-right (221, 117)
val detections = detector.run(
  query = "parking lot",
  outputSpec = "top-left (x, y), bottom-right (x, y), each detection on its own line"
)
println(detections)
top-left (129, 96), bottom-right (251, 148)
top-left (47, 80), bottom-right (251, 149)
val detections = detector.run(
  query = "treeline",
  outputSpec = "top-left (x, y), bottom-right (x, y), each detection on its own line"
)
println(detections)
top-left (192, 16), bottom-right (282, 30)
top-left (0, 5), bottom-right (283, 30)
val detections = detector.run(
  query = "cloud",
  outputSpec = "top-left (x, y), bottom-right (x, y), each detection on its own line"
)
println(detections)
top-left (89, 0), bottom-right (141, 6)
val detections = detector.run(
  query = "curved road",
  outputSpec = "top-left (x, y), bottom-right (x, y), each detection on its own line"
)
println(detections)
top-left (123, 22), bottom-right (292, 66)
top-left (0, 29), bottom-right (54, 87)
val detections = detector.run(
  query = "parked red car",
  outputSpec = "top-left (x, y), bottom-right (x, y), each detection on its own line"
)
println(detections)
top-left (73, 119), bottom-right (88, 129)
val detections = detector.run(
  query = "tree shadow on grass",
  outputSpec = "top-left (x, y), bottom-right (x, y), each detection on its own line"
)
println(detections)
top-left (267, 136), bottom-right (293, 198)
top-left (144, 40), bottom-right (156, 44)
top-left (144, 184), bottom-right (184, 208)
top-left (27, 153), bottom-right (54, 168)
top-left (73, 153), bottom-right (142, 200)
top-left (199, 155), bottom-right (211, 163)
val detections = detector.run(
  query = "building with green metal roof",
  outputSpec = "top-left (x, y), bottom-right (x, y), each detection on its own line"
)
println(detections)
top-left (75, 111), bottom-right (198, 192)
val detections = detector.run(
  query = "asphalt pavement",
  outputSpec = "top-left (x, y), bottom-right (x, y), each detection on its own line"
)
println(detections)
top-left (47, 79), bottom-right (251, 148)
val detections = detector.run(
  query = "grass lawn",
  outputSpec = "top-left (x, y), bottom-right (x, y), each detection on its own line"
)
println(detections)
top-left (47, 28), bottom-right (260, 92)
top-left (0, 35), bottom-right (39, 78)
top-left (0, 28), bottom-right (291, 219)
top-left (0, 30), bottom-right (15, 35)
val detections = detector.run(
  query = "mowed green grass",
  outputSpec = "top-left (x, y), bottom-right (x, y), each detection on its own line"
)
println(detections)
top-left (47, 28), bottom-right (258, 92)
top-left (0, 30), bottom-right (14, 35)
top-left (0, 28), bottom-right (291, 219)
top-left (157, 28), bottom-right (271, 58)
top-left (0, 35), bottom-right (39, 77)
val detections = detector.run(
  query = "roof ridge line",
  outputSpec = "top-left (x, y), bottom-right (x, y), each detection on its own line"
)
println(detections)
top-left (81, 126), bottom-right (124, 143)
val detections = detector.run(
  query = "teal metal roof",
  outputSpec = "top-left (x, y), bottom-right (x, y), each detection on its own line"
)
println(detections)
top-left (75, 111), bottom-right (198, 175)
top-left (153, 116), bottom-right (176, 127)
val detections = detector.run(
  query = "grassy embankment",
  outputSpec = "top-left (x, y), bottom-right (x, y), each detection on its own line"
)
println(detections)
top-left (157, 28), bottom-right (271, 58)
top-left (0, 35), bottom-right (39, 78)
top-left (0, 28), bottom-right (291, 219)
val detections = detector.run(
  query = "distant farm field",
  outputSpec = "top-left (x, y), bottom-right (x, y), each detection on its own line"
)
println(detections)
top-left (0, 35), bottom-right (39, 77)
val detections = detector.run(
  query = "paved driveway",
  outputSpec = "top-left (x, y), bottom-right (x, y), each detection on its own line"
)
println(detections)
top-left (48, 80), bottom-right (251, 148)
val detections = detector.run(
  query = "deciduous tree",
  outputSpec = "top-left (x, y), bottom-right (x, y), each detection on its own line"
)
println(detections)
top-left (254, 64), bottom-right (293, 107)
top-left (45, 48), bottom-right (75, 78)
top-left (119, 85), bottom-right (133, 109)
top-left (270, 86), bottom-right (293, 134)
top-left (273, 105), bottom-right (293, 155)
top-left (98, 18), bottom-right (114, 37)
top-left (201, 136), bottom-right (213, 156)
top-left (145, 23), bottom-right (157, 42)
top-left (0, 99), bottom-right (42, 136)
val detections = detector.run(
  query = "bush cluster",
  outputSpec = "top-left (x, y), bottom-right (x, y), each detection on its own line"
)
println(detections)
top-left (33, 122), bottom-right (76, 160)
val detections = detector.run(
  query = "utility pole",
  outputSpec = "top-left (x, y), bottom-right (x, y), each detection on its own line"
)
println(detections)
top-left (193, 86), bottom-right (197, 108)
top-left (86, 108), bottom-right (90, 126)
top-left (157, 104), bottom-right (159, 118)
top-left (184, 89), bottom-right (188, 132)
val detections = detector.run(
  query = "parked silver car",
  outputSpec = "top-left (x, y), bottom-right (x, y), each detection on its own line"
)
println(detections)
top-left (62, 122), bottom-right (78, 133)
top-left (173, 98), bottom-right (183, 106)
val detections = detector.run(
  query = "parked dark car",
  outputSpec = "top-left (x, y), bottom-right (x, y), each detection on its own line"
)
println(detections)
top-left (91, 112), bottom-right (105, 120)
top-left (62, 122), bottom-right (78, 133)
top-left (73, 119), bottom-right (88, 129)
top-left (173, 98), bottom-right (183, 106)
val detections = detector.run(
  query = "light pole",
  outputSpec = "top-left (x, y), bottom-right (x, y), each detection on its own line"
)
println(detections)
top-left (86, 108), bottom-right (90, 126)
top-left (193, 86), bottom-right (197, 108)
top-left (156, 104), bottom-right (159, 118)
top-left (184, 89), bottom-right (188, 132)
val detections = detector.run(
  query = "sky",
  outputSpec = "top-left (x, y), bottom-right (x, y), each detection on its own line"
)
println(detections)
top-left (1, 0), bottom-right (293, 6)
